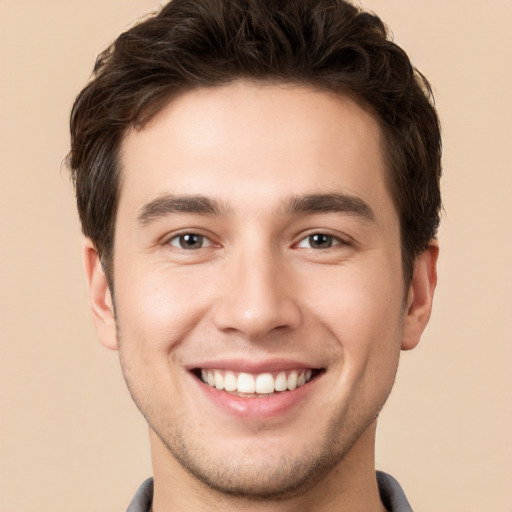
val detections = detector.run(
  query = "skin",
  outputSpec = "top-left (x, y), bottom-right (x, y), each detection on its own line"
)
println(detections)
top-left (84, 81), bottom-right (437, 512)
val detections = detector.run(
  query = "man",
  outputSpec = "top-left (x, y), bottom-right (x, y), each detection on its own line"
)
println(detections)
top-left (68, 0), bottom-right (441, 510)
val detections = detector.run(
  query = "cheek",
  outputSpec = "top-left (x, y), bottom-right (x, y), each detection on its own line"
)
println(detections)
top-left (114, 265), bottom-right (215, 355)
top-left (351, 290), bottom-right (403, 402)
top-left (305, 260), bottom-right (405, 370)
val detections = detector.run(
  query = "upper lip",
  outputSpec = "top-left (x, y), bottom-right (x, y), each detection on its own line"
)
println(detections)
top-left (186, 358), bottom-right (322, 374)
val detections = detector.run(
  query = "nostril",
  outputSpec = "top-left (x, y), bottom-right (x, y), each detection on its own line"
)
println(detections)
top-left (211, 280), bottom-right (303, 338)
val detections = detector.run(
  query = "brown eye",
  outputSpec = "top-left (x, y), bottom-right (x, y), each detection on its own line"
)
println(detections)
top-left (297, 233), bottom-right (340, 249)
top-left (308, 233), bottom-right (333, 249)
top-left (169, 233), bottom-right (209, 250)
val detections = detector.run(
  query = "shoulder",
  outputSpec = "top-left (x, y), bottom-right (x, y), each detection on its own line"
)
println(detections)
top-left (376, 471), bottom-right (413, 512)
top-left (126, 477), bottom-right (153, 512)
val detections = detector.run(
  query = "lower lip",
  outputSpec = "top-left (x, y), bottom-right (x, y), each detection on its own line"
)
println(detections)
top-left (194, 375), bottom-right (319, 420)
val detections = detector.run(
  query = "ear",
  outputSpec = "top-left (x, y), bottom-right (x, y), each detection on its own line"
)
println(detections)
top-left (401, 240), bottom-right (439, 351)
top-left (82, 238), bottom-right (118, 351)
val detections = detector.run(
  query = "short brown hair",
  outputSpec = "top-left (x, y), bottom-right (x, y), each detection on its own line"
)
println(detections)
top-left (68, 0), bottom-right (442, 286)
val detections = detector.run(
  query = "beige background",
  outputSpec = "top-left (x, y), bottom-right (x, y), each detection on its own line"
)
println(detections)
top-left (1, 1), bottom-right (511, 510)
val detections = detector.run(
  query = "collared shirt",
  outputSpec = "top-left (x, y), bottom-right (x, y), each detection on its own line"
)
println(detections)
top-left (126, 471), bottom-right (413, 511)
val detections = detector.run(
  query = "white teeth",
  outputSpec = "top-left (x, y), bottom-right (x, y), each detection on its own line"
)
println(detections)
top-left (237, 372), bottom-right (256, 393)
top-left (287, 371), bottom-right (298, 390)
top-left (214, 370), bottom-right (224, 390)
top-left (256, 373), bottom-right (274, 394)
top-left (200, 368), bottom-right (315, 395)
top-left (275, 371), bottom-right (288, 391)
top-left (224, 371), bottom-right (237, 391)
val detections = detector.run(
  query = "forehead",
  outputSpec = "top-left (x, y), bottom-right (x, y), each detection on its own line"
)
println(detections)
top-left (118, 81), bottom-right (393, 222)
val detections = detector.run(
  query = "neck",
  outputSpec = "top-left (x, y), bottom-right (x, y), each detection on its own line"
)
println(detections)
top-left (149, 421), bottom-right (387, 512)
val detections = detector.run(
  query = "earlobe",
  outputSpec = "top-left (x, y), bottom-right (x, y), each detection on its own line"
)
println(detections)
top-left (82, 238), bottom-right (118, 351)
top-left (401, 240), bottom-right (439, 351)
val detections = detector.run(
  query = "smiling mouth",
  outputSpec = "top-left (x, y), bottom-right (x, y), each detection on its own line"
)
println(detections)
top-left (193, 368), bottom-right (323, 398)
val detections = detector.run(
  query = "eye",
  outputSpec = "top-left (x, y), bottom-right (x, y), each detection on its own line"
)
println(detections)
top-left (296, 233), bottom-right (341, 249)
top-left (168, 233), bottom-right (212, 250)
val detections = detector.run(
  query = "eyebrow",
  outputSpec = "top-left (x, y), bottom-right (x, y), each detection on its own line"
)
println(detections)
top-left (137, 194), bottom-right (230, 225)
top-left (279, 193), bottom-right (375, 221)
top-left (136, 192), bottom-right (375, 226)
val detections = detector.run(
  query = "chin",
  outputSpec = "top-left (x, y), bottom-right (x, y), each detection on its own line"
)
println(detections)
top-left (151, 414), bottom-right (375, 501)
top-left (170, 442), bottom-right (338, 500)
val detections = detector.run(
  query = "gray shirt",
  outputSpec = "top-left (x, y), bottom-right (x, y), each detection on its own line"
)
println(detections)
top-left (126, 471), bottom-right (413, 511)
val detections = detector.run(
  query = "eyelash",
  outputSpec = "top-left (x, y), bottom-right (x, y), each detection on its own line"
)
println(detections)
top-left (166, 232), bottom-right (348, 251)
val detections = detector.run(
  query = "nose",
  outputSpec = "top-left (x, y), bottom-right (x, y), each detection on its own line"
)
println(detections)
top-left (212, 247), bottom-right (302, 339)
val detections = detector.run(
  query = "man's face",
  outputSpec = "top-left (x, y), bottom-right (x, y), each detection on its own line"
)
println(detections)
top-left (86, 81), bottom-right (435, 498)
